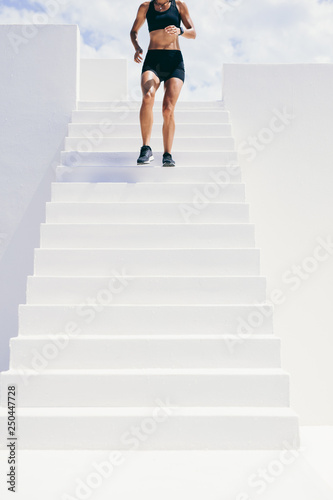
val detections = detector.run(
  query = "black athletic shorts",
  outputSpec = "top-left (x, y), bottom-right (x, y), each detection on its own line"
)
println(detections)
top-left (142, 49), bottom-right (185, 83)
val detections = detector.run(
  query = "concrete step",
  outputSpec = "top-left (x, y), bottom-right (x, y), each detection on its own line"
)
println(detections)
top-left (9, 335), bottom-right (281, 370)
top-left (33, 249), bottom-right (260, 277)
top-left (26, 276), bottom-right (267, 305)
top-left (60, 151), bottom-right (238, 167)
top-left (18, 303), bottom-right (274, 336)
top-left (56, 165), bottom-right (242, 183)
top-left (77, 100), bottom-right (226, 111)
top-left (45, 202), bottom-right (249, 224)
top-left (68, 122), bottom-right (232, 138)
top-left (51, 182), bottom-right (246, 203)
top-left (71, 109), bottom-right (230, 124)
top-left (40, 223), bottom-right (255, 249)
top-left (0, 369), bottom-right (289, 407)
top-left (64, 137), bottom-right (235, 153)
top-left (0, 406), bottom-right (300, 450)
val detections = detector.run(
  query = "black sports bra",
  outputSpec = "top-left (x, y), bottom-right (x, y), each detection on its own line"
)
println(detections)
top-left (146, 0), bottom-right (181, 33)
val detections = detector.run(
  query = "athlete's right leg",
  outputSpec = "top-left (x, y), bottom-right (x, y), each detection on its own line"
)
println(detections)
top-left (140, 70), bottom-right (160, 146)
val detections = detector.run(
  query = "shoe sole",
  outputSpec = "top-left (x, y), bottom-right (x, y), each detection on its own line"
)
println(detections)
top-left (162, 163), bottom-right (176, 167)
top-left (137, 155), bottom-right (154, 165)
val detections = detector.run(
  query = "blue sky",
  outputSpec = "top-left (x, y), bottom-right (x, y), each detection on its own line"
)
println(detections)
top-left (1, 0), bottom-right (333, 99)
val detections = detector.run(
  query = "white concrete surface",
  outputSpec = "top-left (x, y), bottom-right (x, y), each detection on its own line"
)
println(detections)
top-left (33, 248), bottom-right (260, 276)
top-left (0, 427), bottom-right (332, 498)
top-left (18, 304), bottom-right (274, 336)
top-left (0, 406), bottom-right (298, 451)
top-left (39, 223), bottom-right (255, 248)
top-left (222, 64), bottom-right (333, 425)
top-left (45, 201), bottom-right (249, 223)
top-left (0, 369), bottom-right (290, 408)
top-left (51, 181), bottom-right (246, 202)
top-left (9, 335), bottom-right (281, 370)
top-left (0, 24), bottom-right (80, 372)
top-left (60, 151), bottom-right (239, 167)
top-left (25, 276), bottom-right (266, 305)
top-left (55, 165), bottom-right (243, 183)
top-left (80, 59), bottom-right (128, 101)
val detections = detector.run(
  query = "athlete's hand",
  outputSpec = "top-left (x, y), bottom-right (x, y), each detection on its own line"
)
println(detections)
top-left (134, 48), bottom-right (143, 63)
top-left (165, 25), bottom-right (180, 36)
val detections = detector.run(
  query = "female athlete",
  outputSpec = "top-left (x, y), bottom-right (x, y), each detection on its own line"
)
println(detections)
top-left (130, 0), bottom-right (196, 166)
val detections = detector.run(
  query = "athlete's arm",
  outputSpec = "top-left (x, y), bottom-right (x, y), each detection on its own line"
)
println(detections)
top-left (130, 2), bottom-right (149, 63)
top-left (175, 0), bottom-right (196, 39)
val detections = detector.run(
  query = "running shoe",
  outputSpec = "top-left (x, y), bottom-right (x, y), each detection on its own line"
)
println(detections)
top-left (162, 152), bottom-right (176, 167)
top-left (137, 145), bottom-right (154, 165)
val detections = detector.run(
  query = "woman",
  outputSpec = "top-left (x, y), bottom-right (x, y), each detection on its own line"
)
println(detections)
top-left (130, 0), bottom-right (196, 167)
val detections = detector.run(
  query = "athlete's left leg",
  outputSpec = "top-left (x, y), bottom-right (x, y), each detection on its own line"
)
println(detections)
top-left (162, 77), bottom-right (184, 154)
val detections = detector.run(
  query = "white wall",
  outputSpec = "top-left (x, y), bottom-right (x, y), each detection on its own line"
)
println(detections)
top-left (0, 25), bottom-right (80, 372)
top-left (222, 64), bottom-right (333, 425)
top-left (80, 59), bottom-right (128, 101)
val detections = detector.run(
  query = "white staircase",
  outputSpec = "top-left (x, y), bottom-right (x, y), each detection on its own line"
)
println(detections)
top-left (0, 100), bottom-right (300, 450)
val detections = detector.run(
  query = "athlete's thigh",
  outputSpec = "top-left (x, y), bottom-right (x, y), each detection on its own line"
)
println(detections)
top-left (141, 70), bottom-right (161, 96)
top-left (163, 77), bottom-right (184, 106)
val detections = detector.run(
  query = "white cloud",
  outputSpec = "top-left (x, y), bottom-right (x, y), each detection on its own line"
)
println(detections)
top-left (1, 0), bottom-right (333, 99)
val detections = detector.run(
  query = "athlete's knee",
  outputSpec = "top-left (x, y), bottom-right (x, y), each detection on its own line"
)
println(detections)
top-left (142, 89), bottom-right (155, 106)
top-left (162, 101), bottom-right (175, 120)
